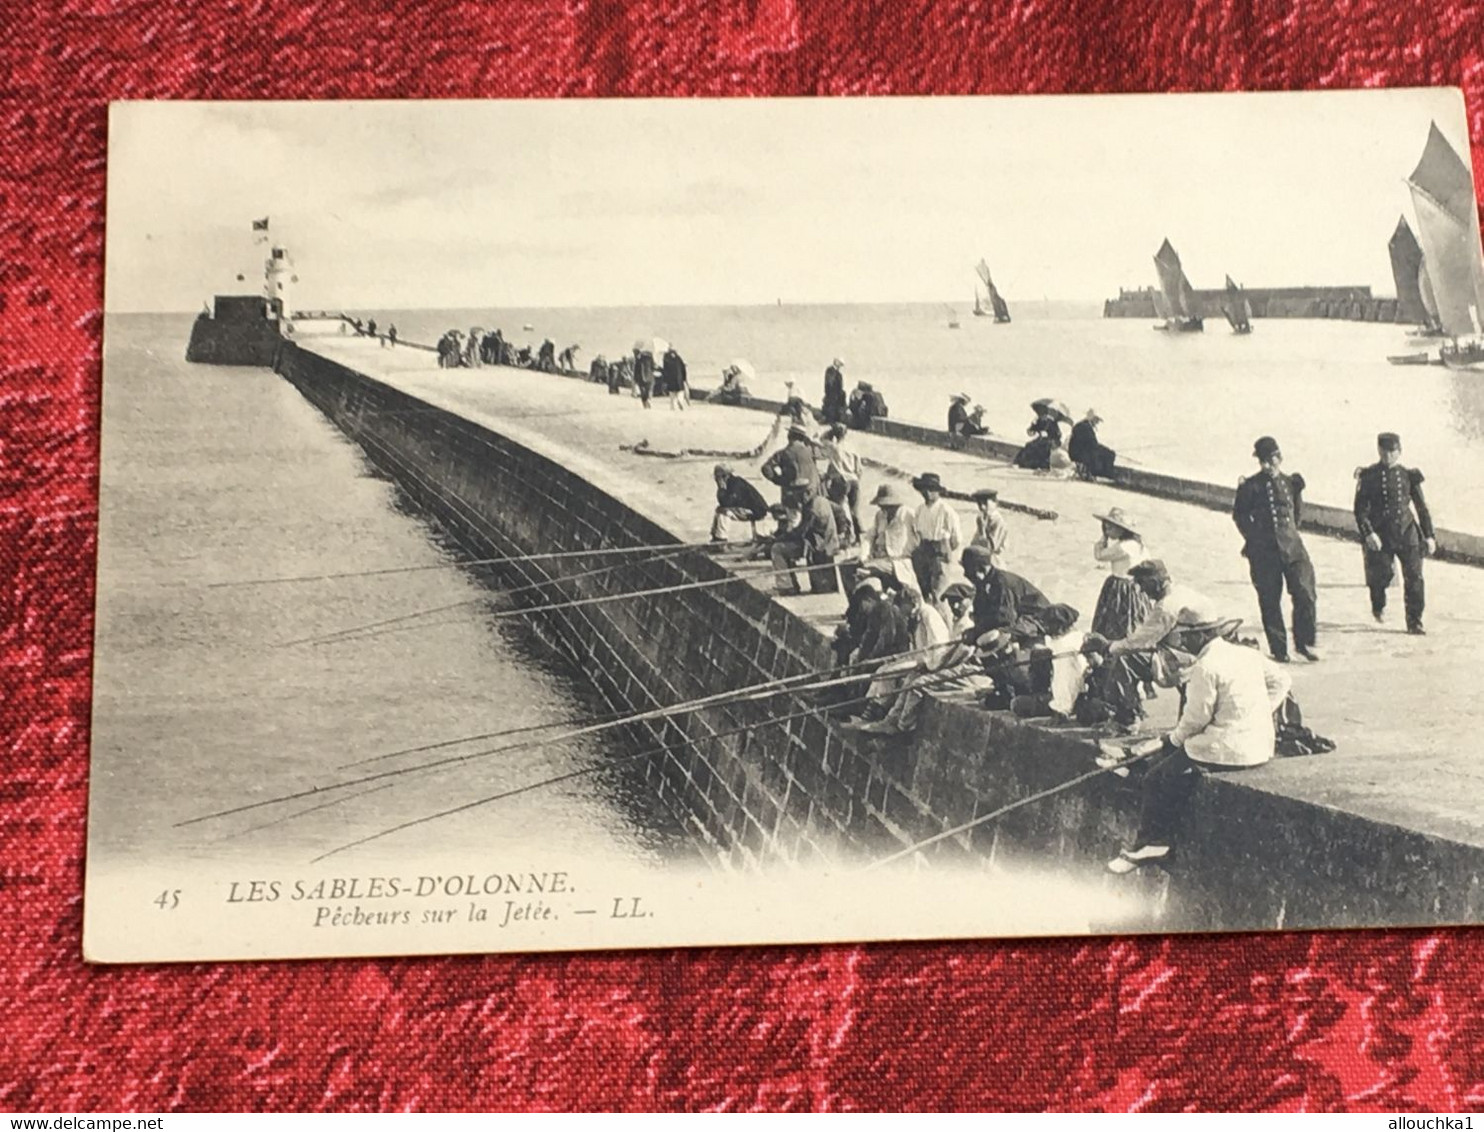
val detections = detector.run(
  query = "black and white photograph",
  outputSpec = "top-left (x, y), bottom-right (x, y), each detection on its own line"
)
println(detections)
top-left (88, 90), bottom-right (1484, 963)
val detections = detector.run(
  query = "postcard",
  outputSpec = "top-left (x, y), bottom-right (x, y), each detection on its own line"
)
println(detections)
top-left (87, 90), bottom-right (1484, 962)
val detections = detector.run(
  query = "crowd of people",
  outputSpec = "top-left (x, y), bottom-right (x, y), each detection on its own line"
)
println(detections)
top-left (707, 392), bottom-right (1440, 875)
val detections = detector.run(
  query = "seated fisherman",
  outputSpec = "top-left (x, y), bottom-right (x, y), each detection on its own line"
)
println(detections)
top-left (865, 481), bottom-right (920, 593)
top-left (848, 586), bottom-right (957, 733)
top-left (984, 604), bottom-right (1087, 720)
top-left (746, 503), bottom-right (794, 562)
top-left (1102, 608), bottom-right (1292, 875)
top-left (715, 365), bottom-right (750, 405)
top-left (711, 463), bottom-right (770, 543)
top-left (770, 484), bottom-right (841, 595)
top-left (1081, 559), bottom-right (1220, 729)
top-left (960, 545), bottom-right (1050, 642)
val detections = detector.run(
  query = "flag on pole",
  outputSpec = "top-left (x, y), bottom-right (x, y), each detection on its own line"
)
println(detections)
top-left (252, 217), bottom-right (269, 231)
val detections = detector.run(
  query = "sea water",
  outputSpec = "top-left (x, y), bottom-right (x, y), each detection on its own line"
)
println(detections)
top-left (363, 303), bottom-right (1484, 532)
top-left (90, 314), bottom-right (696, 870)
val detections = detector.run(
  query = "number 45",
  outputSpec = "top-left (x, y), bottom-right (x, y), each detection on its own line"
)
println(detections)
top-left (154, 889), bottom-right (180, 910)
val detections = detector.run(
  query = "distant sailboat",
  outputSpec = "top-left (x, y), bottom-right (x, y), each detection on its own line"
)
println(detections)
top-left (1406, 122), bottom-right (1484, 371)
top-left (945, 304), bottom-right (961, 329)
top-left (972, 288), bottom-right (988, 318)
top-left (1220, 274), bottom-right (1253, 334)
top-left (974, 260), bottom-right (1012, 323)
top-left (1152, 239), bottom-right (1203, 332)
top-left (1388, 215), bottom-right (1438, 332)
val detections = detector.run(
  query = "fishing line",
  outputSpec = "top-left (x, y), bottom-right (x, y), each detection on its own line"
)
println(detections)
top-left (335, 710), bottom-right (631, 770)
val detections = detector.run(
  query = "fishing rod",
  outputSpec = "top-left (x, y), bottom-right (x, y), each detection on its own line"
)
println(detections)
top-left (859, 745), bottom-right (1165, 873)
top-left (858, 454), bottom-right (1059, 522)
top-left (178, 639), bottom-right (956, 829)
top-left (307, 664), bottom-right (986, 863)
top-left (336, 709), bottom-right (631, 770)
top-left (210, 539), bottom-right (720, 590)
top-left (278, 543), bottom-right (737, 649)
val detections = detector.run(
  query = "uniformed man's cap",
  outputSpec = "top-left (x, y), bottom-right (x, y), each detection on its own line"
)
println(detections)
top-left (1253, 436), bottom-right (1281, 460)
top-left (971, 487), bottom-right (999, 502)
top-left (1377, 432), bottom-right (1402, 451)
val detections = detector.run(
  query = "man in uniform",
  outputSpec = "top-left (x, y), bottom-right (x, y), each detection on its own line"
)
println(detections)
top-left (1233, 436), bottom-right (1319, 663)
top-left (1354, 431), bottom-right (1435, 634)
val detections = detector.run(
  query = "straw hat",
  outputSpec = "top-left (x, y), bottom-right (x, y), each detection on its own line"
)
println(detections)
top-left (911, 472), bottom-right (945, 493)
top-left (1093, 506), bottom-right (1140, 539)
top-left (950, 392), bottom-right (971, 403)
top-left (871, 482), bottom-right (912, 508)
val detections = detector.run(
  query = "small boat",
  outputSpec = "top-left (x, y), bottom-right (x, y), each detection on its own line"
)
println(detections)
top-left (945, 305), bottom-right (960, 330)
top-left (1220, 274), bottom-right (1253, 334)
top-left (975, 260), bottom-right (1012, 323)
top-left (522, 322), bottom-right (535, 331)
top-left (1387, 351), bottom-right (1436, 367)
top-left (1152, 239), bottom-right (1203, 332)
top-left (1405, 122), bottom-right (1484, 370)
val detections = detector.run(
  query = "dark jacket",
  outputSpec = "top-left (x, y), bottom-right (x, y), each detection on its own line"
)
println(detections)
top-left (717, 474), bottom-right (769, 521)
top-left (761, 440), bottom-right (821, 496)
top-left (858, 598), bottom-right (910, 661)
top-left (1234, 469), bottom-right (1309, 563)
top-left (781, 494), bottom-right (840, 558)
top-left (948, 401), bottom-right (970, 435)
top-left (1354, 462), bottom-right (1433, 550)
top-left (972, 567), bottom-right (1051, 636)
top-left (633, 352), bottom-right (655, 388)
top-left (823, 366), bottom-right (846, 419)
top-left (1068, 420), bottom-right (1098, 465)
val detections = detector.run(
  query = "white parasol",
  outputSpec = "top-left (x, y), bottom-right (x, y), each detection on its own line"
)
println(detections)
top-left (729, 358), bottom-right (757, 382)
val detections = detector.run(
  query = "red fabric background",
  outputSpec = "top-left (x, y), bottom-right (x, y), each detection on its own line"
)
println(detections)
top-left (5, 0), bottom-right (1484, 1111)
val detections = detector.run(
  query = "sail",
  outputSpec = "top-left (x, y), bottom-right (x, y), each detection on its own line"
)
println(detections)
top-left (988, 281), bottom-right (1011, 321)
top-left (1406, 122), bottom-right (1484, 338)
top-left (1419, 257), bottom-right (1440, 325)
top-left (1388, 215), bottom-right (1428, 324)
top-left (975, 259), bottom-right (993, 289)
top-left (973, 289), bottom-right (985, 315)
top-left (1153, 239), bottom-right (1198, 320)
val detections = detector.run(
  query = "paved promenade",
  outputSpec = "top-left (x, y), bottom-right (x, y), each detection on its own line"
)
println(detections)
top-left (301, 332), bottom-right (1484, 853)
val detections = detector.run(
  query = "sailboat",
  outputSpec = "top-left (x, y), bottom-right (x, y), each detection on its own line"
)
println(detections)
top-left (972, 288), bottom-right (988, 318)
top-left (1405, 122), bottom-right (1484, 371)
top-left (945, 304), bottom-right (961, 329)
top-left (1152, 239), bottom-right (1203, 332)
top-left (974, 260), bottom-right (1012, 323)
top-left (1220, 274), bottom-right (1253, 334)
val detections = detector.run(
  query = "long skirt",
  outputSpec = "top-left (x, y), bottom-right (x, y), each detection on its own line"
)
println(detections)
top-left (1092, 574), bottom-right (1152, 641)
top-left (1013, 437), bottom-right (1054, 469)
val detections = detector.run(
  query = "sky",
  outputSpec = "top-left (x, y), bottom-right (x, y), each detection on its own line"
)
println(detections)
top-left (104, 90), bottom-right (1476, 312)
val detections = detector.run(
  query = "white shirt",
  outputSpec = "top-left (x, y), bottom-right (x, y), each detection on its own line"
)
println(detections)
top-left (822, 437), bottom-right (861, 481)
top-left (870, 507), bottom-right (919, 560)
top-left (1110, 584), bottom-right (1220, 655)
top-left (1093, 536), bottom-right (1145, 577)
top-left (911, 602), bottom-right (953, 665)
top-left (915, 499), bottom-right (963, 547)
top-left (1046, 628), bottom-right (1090, 716)
top-left (1169, 637), bottom-right (1292, 768)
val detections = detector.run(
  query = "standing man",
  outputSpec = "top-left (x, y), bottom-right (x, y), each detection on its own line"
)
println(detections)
top-left (1233, 436), bottom-right (1319, 663)
top-left (760, 423), bottom-right (822, 501)
top-left (822, 358), bottom-right (847, 424)
top-left (1354, 431), bottom-right (1435, 634)
top-left (909, 472), bottom-right (962, 605)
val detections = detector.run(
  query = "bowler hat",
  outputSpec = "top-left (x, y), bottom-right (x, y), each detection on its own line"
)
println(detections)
top-left (971, 487), bottom-right (999, 502)
top-left (911, 472), bottom-right (945, 493)
top-left (960, 545), bottom-right (995, 574)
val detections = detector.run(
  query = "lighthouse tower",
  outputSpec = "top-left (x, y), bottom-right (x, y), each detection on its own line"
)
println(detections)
top-left (264, 244), bottom-right (295, 327)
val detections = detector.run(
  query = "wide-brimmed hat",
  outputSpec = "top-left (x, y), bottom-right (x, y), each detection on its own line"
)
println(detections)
top-left (1085, 408), bottom-right (1103, 423)
top-left (950, 392), bottom-right (971, 403)
top-left (1093, 506), bottom-right (1140, 538)
top-left (852, 575), bottom-right (884, 596)
top-left (713, 462), bottom-right (734, 477)
top-left (1253, 435), bottom-right (1281, 460)
top-left (1168, 607), bottom-right (1243, 637)
top-left (787, 423), bottom-right (811, 440)
top-left (971, 487), bottom-right (999, 502)
top-left (911, 472), bottom-right (945, 493)
top-left (871, 482), bottom-right (912, 507)
top-left (832, 356), bottom-right (845, 367)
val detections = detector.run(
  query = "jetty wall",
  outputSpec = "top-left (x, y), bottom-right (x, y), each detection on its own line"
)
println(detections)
top-left (1103, 285), bottom-right (1401, 323)
top-left (274, 341), bottom-right (1484, 933)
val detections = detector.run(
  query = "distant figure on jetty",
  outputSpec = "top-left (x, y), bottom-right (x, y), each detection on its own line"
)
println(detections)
top-left (909, 472), bottom-right (962, 607)
top-left (820, 423), bottom-right (863, 542)
top-left (947, 393), bottom-right (972, 440)
top-left (589, 354), bottom-right (608, 384)
top-left (970, 488), bottom-right (1007, 565)
top-left (770, 483), bottom-right (840, 595)
top-left (822, 357), bottom-right (847, 424)
top-left (1354, 431), bottom-right (1435, 635)
top-left (662, 346), bottom-right (690, 410)
top-left (1069, 409), bottom-right (1117, 479)
top-left (632, 347), bottom-right (655, 408)
top-left (366, 318), bottom-right (378, 340)
top-left (1013, 399), bottom-right (1069, 470)
top-left (964, 404), bottom-right (989, 438)
top-left (761, 423), bottom-right (821, 500)
top-left (847, 381), bottom-right (888, 431)
top-left (608, 356), bottom-right (630, 395)
top-left (489, 329), bottom-right (506, 365)
top-left (1234, 436), bottom-right (1319, 663)
top-left (779, 381), bottom-right (812, 424)
top-left (437, 331), bottom-right (463, 368)
top-left (1103, 609), bottom-right (1291, 875)
top-left (466, 327), bottom-right (483, 368)
top-left (537, 339), bottom-right (556, 373)
top-left (559, 344), bottom-right (579, 372)
top-left (1090, 507), bottom-right (1152, 642)
top-left (387, 324), bottom-right (397, 348)
top-left (866, 482), bottom-right (920, 593)
top-left (715, 365), bottom-right (749, 405)
top-left (711, 463), bottom-right (770, 543)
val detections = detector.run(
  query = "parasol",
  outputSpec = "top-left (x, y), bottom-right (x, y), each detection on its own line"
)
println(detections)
top-left (730, 358), bottom-right (757, 382)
